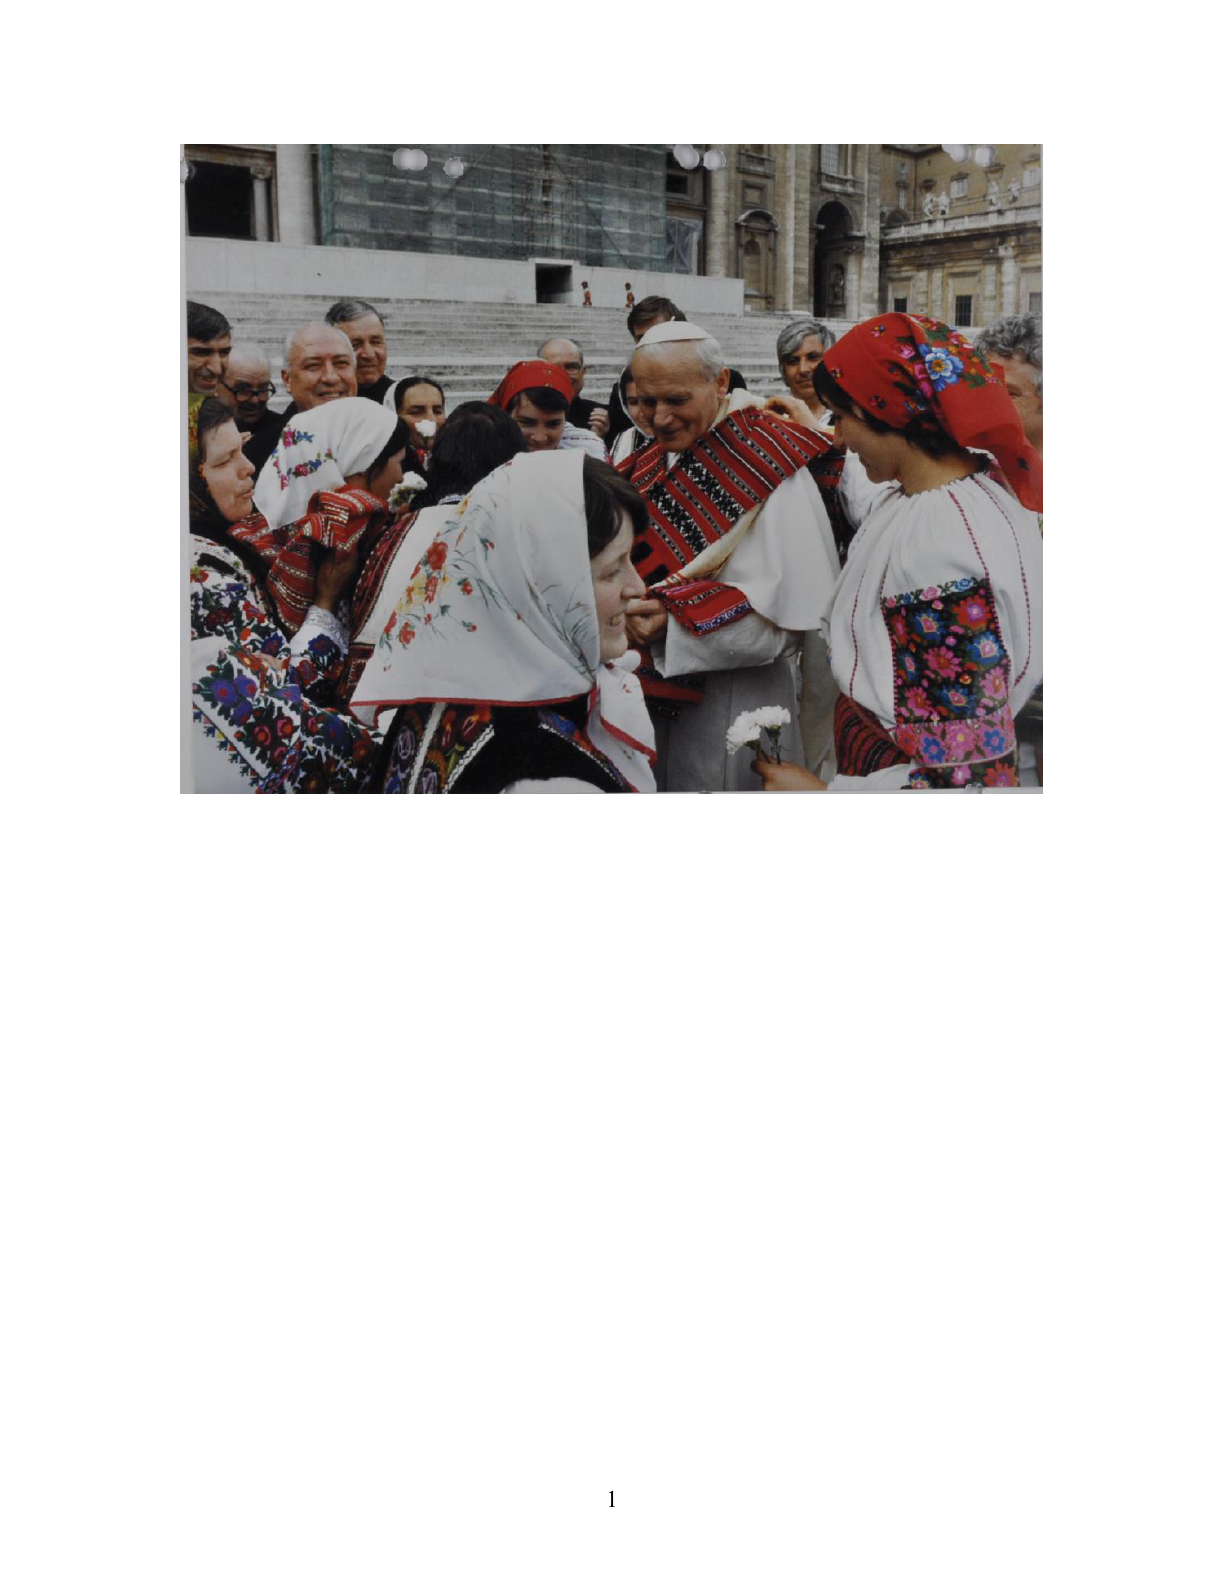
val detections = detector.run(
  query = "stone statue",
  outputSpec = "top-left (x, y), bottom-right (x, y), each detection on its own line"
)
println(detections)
top-left (987, 179), bottom-right (1001, 208)
top-left (1007, 177), bottom-right (1021, 205)
top-left (937, 190), bottom-right (950, 217)
top-left (829, 265), bottom-right (846, 313)
top-left (922, 191), bottom-right (935, 219)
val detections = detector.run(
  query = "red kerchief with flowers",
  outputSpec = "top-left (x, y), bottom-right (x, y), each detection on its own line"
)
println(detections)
top-left (822, 314), bottom-right (1041, 512)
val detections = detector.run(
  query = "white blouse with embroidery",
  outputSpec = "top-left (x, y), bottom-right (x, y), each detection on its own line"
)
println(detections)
top-left (823, 470), bottom-right (1042, 790)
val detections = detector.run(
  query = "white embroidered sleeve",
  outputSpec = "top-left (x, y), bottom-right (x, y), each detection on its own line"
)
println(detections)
top-left (290, 604), bottom-right (349, 660)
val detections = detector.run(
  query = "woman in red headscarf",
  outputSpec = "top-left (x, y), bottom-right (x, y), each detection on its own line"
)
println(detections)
top-left (488, 360), bottom-right (607, 460)
top-left (753, 313), bottom-right (1042, 791)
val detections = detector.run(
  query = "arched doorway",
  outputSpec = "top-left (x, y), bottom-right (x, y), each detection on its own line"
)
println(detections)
top-left (735, 208), bottom-right (780, 311)
top-left (813, 201), bottom-right (853, 317)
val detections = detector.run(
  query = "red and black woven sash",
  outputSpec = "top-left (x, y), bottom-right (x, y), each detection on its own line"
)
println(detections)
top-left (833, 694), bottom-right (911, 777)
top-left (616, 407), bottom-right (831, 584)
top-left (229, 487), bottom-right (387, 635)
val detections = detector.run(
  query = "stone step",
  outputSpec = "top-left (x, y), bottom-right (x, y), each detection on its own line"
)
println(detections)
top-left (204, 288), bottom-right (851, 414)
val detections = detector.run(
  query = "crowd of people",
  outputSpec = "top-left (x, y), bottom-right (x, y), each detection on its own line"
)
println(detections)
top-left (186, 290), bottom-right (1043, 793)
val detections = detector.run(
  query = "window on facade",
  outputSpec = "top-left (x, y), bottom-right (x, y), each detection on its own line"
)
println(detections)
top-left (897, 182), bottom-right (907, 207)
top-left (954, 295), bottom-right (974, 326)
top-left (951, 175), bottom-right (968, 199)
top-left (893, 297), bottom-right (907, 312)
top-left (1023, 164), bottom-right (1041, 188)
top-left (1029, 292), bottom-right (1042, 315)
top-left (896, 161), bottom-right (909, 178)
top-left (665, 215), bottom-right (703, 275)
top-left (821, 145), bottom-right (843, 176)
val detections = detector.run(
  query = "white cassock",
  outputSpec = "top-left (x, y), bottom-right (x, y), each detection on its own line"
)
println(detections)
top-left (649, 461), bottom-right (841, 792)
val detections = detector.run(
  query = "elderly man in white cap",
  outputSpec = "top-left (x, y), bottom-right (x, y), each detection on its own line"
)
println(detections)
top-left (619, 321), bottom-right (842, 791)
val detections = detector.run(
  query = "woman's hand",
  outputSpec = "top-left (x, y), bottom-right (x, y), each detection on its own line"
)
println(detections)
top-left (313, 545), bottom-right (361, 613)
top-left (625, 596), bottom-right (668, 647)
top-left (751, 756), bottom-right (827, 791)
top-left (757, 394), bottom-right (836, 441)
top-left (758, 393), bottom-right (818, 429)
top-left (588, 407), bottom-right (610, 438)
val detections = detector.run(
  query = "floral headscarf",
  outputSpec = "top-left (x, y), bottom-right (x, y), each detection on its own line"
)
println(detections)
top-left (252, 396), bottom-right (397, 530)
top-left (488, 359), bottom-right (573, 411)
top-left (348, 449), bottom-right (655, 790)
top-left (821, 313), bottom-right (1041, 511)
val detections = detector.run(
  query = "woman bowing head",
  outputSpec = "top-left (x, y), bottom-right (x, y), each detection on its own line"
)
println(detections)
top-left (350, 450), bottom-right (656, 793)
top-left (754, 312), bottom-right (1042, 792)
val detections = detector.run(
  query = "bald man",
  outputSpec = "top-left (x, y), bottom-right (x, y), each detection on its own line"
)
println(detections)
top-left (538, 337), bottom-right (609, 437)
top-left (243, 323), bottom-right (359, 483)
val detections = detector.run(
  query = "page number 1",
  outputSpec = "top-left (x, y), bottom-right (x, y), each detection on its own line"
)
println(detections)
top-left (609, 1491), bottom-right (614, 1507)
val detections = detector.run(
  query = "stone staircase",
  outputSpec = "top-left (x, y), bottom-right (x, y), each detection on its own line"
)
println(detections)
top-left (201, 292), bottom-right (857, 414)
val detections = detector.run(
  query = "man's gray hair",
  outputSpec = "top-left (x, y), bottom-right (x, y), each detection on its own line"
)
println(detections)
top-left (284, 322), bottom-right (354, 368)
top-left (539, 335), bottom-right (584, 362)
top-left (776, 317), bottom-right (833, 369)
top-left (632, 331), bottom-right (727, 382)
top-left (227, 341), bottom-right (269, 371)
top-left (975, 314), bottom-right (1042, 396)
top-left (325, 298), bottom-right (384, 328)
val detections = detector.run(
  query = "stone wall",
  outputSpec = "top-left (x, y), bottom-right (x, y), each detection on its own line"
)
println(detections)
top-left (185, 237), bottom-right (744, 315)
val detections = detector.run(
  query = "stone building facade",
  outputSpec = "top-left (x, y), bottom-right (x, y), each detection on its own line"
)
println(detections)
top-left (877, 145), bottom-right (1043, 327)
top-left (183, 143), bottom-right (1040, 326)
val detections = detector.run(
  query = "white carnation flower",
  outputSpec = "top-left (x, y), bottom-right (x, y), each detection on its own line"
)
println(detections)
top-left (388, 473), bottom-right (428, 511)
top-left (726, 705), bottom-right (791, 755)
top-left (726, 710), bottom-right (763, 754)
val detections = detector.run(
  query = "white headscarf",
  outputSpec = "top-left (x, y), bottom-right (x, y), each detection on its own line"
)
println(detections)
top-left (349, 449), bottom-right (655, 790)
top-left (253, 397), bottom-right (396, 530)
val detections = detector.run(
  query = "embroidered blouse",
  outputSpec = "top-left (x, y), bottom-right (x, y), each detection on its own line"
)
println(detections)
top-left (823, 471), bottom-right (1042, 790)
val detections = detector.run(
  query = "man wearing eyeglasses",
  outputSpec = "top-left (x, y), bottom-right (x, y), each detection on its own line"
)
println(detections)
top-left (219, 343), bottom-right (285, 475)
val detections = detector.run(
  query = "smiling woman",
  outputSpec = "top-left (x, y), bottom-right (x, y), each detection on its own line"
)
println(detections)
top-left (347, 452), bottom-right (657, 793)
top-left (187, 396), bottom-right (412, 792)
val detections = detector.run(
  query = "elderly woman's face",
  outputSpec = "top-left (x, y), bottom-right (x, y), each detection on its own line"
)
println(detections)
top-left (781, 334), bottom-right (827, 401)
top-left (590, 516), bottom-right (645, 661)
top-left (201, 419), bottom-right (256, 522)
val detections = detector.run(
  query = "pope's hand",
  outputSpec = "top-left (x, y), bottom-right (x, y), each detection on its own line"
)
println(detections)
top-left (751, 756), bottom-right (827, 791)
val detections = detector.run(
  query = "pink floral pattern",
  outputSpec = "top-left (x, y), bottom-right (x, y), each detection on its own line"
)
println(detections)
top-left (883, 575), bottom-right (1019, 789)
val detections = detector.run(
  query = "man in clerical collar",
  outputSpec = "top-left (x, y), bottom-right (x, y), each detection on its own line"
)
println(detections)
top-left (618, 321), bottom-right (842, 791)
top-left (325, 299), bottom-right (394, 404)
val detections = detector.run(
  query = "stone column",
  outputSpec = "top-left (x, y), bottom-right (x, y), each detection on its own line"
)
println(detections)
top-left (705, 147), bottom-right (732, 278)
top-left (930, 265), bottom-right (945, 322)
top-left (982, 258), bottom-right (999, 326)
top-left (253, 176), bottom-right (272, 242)
top-left (998, 244), bottom-right (1018, 315)
top-left (776, 143), bottom-right (796, 311)
top-left (792, 145), bottom-right (813, 310)
top-left (275, 145), bottom-right (318, 247)
top-left (860, 144), bottom-right (882, 316)
top-left (846, 246), bottom-right (861, 321)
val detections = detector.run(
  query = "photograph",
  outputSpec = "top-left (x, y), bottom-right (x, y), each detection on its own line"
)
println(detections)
top-left (183, 142), bottom-right (1042, 793)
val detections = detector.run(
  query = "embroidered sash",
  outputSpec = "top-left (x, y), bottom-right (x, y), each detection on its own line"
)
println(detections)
top-left (617, 407), bottom-right (830, 585)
